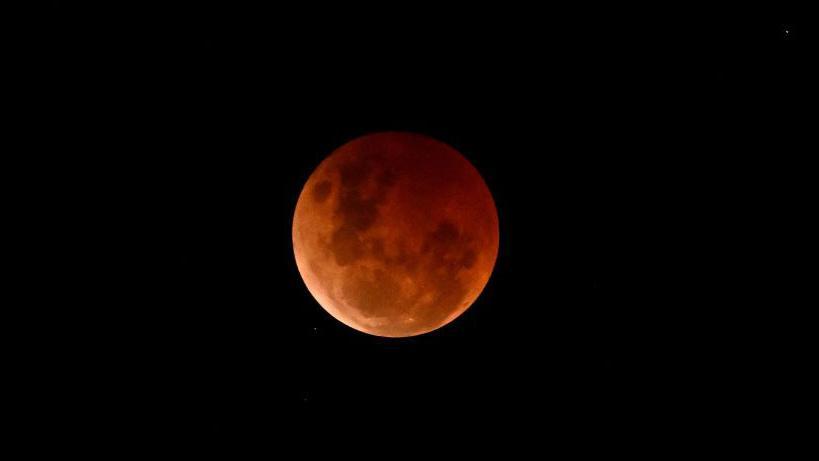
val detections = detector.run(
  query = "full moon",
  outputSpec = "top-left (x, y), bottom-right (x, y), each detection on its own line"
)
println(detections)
top-left (292, 132), bottom-right (499, 337)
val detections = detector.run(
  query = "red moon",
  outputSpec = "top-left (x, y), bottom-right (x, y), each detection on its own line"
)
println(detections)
top-left (292, 132), bottom-right (499, 337)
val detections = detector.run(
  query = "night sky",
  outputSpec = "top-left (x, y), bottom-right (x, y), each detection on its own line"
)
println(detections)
top-left (40, 2), bottom-right (809, 453)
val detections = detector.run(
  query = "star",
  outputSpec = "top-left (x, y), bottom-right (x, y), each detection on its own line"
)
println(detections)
top-left (783, 25), bottom-right (792, 39)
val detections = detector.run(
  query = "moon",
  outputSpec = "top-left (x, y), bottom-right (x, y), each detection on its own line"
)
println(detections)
top-left (292, 132), bottom-right (499, 337)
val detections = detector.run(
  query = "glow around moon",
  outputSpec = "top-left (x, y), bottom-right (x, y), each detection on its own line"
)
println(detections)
top-left (292, 132), bottom-right (499, 337)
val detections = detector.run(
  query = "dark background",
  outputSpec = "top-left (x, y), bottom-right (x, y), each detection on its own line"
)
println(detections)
top-left (39, 2), bottom-right (810, 452)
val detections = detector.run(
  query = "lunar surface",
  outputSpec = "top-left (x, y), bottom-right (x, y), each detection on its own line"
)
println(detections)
top-left (292, 132), bottom-right (499, 337)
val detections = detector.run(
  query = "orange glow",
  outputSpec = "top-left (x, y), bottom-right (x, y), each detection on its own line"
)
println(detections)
top-left (293, 132), bottom-right (499, 337)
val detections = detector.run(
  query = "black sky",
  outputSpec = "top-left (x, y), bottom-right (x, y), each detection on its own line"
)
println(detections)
top-left (37, 2), bottom-right (811, 454)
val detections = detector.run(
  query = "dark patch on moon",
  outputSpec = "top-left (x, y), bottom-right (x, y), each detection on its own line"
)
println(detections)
top-left (330, 225), bottom-right (363, 266)
top-left (338, 156), bottom-right (373, 189)
top-left (337, 193), bottom-right (380, 231)
top-left (369, 238), bottom-right (385, 259)
top-left (421, 219), bottom-right (478, 270)
top-left (342, 268), bottom-right (404, 319)
top-left (460, 249), bottom-right (477, 269)
top-left (327, 154), bottom-right (399, 265)
top-left (312, 180), bottom-right (332, 203)
top-left (423, 220), bottom-right (461, 253)
top-left (334, 156), bottom-right (390, 232)
top-left (377, 168), bottom-right (398, 188)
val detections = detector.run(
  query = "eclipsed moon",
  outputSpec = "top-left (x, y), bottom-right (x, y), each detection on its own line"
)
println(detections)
top-left (292, 132), bottom-right (499, 337)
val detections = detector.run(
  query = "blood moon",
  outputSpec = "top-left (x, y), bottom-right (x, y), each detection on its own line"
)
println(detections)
top-left (292, 132), bottom-right (499, 337)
